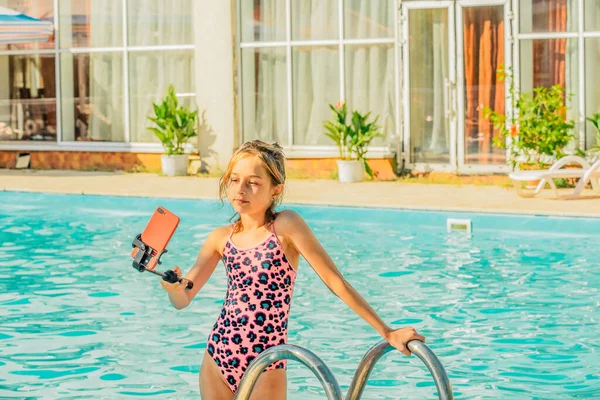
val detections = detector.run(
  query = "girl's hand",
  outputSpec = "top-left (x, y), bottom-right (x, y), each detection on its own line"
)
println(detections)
top-left (160, 266), bottom-right (187, 293)
top-left (385, 327), bottom-right (426, 356)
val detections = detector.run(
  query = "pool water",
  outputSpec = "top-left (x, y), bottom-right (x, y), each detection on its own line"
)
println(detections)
top-left (1, 192), bottom-right (599, 399)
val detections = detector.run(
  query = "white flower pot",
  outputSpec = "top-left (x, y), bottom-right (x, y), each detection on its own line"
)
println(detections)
top-left (336, 160), bottom-right (365, 183)
top-left (161, 154), bottom-right (189, 176)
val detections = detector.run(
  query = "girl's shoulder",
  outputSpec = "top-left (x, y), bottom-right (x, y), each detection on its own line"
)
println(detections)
top-left (208, 225), bottom-right (233, 253)
top-left (275, 209), bottom-right (303, 221)
top-left (213, 224), bottom-right (233, 237)
top-left (274, 209), bottom-right (306, 232)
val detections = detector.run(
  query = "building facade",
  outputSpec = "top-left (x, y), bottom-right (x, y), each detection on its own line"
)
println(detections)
top-left (1, 0), bottom-right (599, 176)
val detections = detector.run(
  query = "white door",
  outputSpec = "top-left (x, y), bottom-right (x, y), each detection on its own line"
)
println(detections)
top-left (401, 1), bottom-right (457, 172)
top-left (401, 0), bottom-right (511, 173)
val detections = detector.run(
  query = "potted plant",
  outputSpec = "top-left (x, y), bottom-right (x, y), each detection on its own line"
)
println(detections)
top-left (483, 67), bottom-right (575, 171)
top-left (147, 84), bottom-right (198, 176)
top-left (323, 101), bottom-right (383, 183)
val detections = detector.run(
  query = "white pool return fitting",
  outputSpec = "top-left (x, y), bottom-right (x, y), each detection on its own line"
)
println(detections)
top-left (446, 218), bottom-right (472, 234)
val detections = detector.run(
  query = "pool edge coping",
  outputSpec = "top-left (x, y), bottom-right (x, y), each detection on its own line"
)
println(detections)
top-left (3, 187), bottom-right (600, 220)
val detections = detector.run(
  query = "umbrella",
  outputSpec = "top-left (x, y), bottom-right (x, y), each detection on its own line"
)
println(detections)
top-left (0, 6), bottom-right (53, 44)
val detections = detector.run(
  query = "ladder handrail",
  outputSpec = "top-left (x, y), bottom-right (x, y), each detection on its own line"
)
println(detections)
top-left (233, 344), bottom-right (343, 400)
top-left (345, 339), bottom-right (453, 400)
top-left (232, 340), bottom-right (453, 400)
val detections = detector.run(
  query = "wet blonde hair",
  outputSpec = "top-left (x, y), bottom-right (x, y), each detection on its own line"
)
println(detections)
top-left (219, 140), bottom-right (286, 232)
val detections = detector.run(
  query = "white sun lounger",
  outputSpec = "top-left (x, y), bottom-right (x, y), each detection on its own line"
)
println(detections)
top-left (508, 156), bottom-right (600, 199)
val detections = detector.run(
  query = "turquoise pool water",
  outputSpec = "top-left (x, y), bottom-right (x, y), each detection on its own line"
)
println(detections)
top-left (1, 191), bottom-right (599, 399)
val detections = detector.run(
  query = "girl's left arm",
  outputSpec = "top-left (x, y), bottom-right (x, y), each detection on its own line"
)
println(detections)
top-left (278, 210), bottom-right (425, 356)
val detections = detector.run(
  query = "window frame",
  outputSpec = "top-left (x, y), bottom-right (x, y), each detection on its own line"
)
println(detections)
top-left (514, 0), bottom-right (600, 151)
top-left (0, 0), bottom-right (196, 152)
top-left (236, 0), bottom-right (399, 159)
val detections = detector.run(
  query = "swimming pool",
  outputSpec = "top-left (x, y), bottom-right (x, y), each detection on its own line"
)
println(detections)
top-left (1, 191), bottom-right (599, 399)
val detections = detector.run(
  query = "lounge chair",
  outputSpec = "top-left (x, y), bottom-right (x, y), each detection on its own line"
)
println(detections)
top-left (508, 156), bottom-right (600, 199)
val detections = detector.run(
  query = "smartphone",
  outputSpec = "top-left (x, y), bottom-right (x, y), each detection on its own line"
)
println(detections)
top-left (131, 206), bottom-right (180, 270)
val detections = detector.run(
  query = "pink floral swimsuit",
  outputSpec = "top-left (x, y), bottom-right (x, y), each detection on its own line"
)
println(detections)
top-left (206, 224), bottom-right (297, 393)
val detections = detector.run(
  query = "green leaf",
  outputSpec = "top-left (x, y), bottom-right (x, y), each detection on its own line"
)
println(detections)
top-left (364, 159), bottom-right (374, 178)
top-left (175, 112), bottom-right (183, 129)
top-left (323, 103), bottom-right (383, 163)
top-left (481, 66), bottom-right (576, 165)
top-left (146, 84), bottom-right (198, 154)
top-left (147, 127), bottom-right (166, 143)
top-left (152, 103), bottom-right (164, 119)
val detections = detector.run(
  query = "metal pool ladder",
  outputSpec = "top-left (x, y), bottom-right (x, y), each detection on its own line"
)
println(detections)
top-left (233, 339), bottom-right (453, 400)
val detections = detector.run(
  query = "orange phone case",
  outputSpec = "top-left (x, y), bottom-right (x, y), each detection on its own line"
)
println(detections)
top-left (131, 206), bottom-right (180, 271)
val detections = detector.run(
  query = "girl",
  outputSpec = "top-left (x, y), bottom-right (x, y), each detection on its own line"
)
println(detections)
top-left (158, 140), bottom-right (425, 400)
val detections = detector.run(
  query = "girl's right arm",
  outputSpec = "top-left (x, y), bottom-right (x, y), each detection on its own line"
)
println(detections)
top-left (160, 226), bottom-right (227, 310)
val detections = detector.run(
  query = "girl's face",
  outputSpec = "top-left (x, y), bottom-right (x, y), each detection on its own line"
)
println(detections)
top-left (227, 155), bottom-right (282, 217)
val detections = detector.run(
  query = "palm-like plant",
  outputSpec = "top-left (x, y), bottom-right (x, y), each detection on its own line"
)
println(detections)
top-left (147, 85), bottom-right (198, 155)
top-left (323, 101), bottom-right (383, 178)
top-left (324, 102), bottom-right (350, 160)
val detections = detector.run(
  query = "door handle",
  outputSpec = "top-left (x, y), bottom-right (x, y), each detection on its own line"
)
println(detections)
top-left (445, 79), bottom-right (456, 120)
top-left (444, 79), bottom-right (450, 118)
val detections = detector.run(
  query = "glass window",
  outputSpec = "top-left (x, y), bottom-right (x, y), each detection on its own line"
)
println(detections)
top-left (519, 0), bottom-right (578, 33)
top-left (127, 0), bottom-right (193, 46)
top-left (291, 0), bottom-right (337, 41)
top-left (293, 46), bottom-right (339, 145)
top-left (345, 43), bottom-right (395, 145)
top-left (585, 0), bottom-right (600, 31)
top-left (60, 52), bottom-right (124, 142)
top-left (0, 0), bottom-right (54, 51)
top-left (344, 0), bottom-right (393, 39)
top-left (240, 0), bottom-right (286, 42)
top-left (128, 50), bottom-right (195, 143)
top-left (59, 0), bottom-right (123, 48)
top-left (0, 54), bottom-right (57, 141)
top-left (462, 5), bottom-right (506, 165)
top-left (241, 47), bottom-right (288, 145)
top-left (585, 39), bottom-right (600, 150)
top-left (519, 38), bottom-right (579, 138)
top-left (408, 8), bottom-right (450, 164)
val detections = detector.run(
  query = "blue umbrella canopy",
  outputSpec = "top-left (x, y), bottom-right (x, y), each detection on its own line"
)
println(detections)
top-left (0, 6), bottom-right (53, 44)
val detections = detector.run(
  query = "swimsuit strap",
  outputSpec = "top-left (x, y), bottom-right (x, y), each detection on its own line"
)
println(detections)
top-left (268, 216), bottom-right (283, 247)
